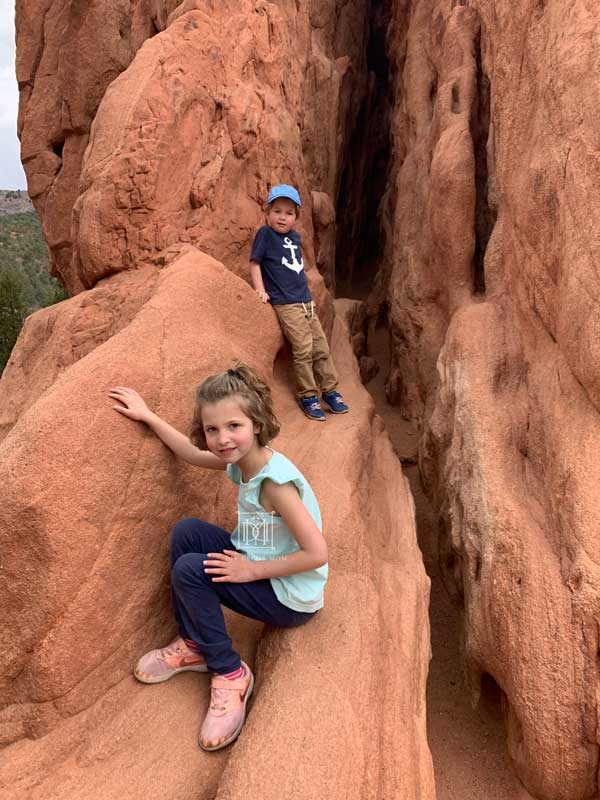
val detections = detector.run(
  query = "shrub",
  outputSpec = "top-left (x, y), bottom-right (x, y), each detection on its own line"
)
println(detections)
top-left (0, 267), bottom-right (28, 371)
top-left (0, 211), bottom-right (69, 374)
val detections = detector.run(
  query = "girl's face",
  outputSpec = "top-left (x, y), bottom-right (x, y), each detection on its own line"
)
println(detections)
top-left (202, 397), bottom-right (259, 462)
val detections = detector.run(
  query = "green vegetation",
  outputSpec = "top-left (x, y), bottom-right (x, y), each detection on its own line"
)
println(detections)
top-left (0, 211), bottom-right (69, 373)
top-left (0, 268), bottom-right (28, 371)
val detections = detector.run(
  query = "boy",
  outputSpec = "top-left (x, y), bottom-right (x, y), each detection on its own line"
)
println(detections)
top-left (249, 184), bottom-right (349, 421)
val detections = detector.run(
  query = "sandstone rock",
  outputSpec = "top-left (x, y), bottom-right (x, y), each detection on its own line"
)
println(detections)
top-left (16, 1), bottom-right (368, 295)
top-left (382, 1), bottom-right (600, 797)
top-left (359, 354), bottom-right (379, 384)
top-left (71, 6), bottom-right (310, 288)
top-left (9, 1), bottom-right (437, 795)
top-left (0, 250), bottom-right (434, 798)
top-left (0, 266), bottom-right (158, 443)
top-left (0, 250), bottom-right (271, 731)
top-left (311, 190), bottom-right (337, 290)
top-left (16, 0), bottom-right (155, 290)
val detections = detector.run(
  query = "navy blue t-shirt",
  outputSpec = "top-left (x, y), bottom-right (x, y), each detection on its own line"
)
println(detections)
top-left (250, 226), bottom-right (312, 305)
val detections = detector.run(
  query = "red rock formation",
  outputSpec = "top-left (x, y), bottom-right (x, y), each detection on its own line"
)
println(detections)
top-left (16, 0), bottom-right (161, 291)
top-left (14, 0), bottom-right (600, 796)
top-left (4, 2), bottom-right (434, 797)
top-left (0, 250), bottom-right (433, 798)
top-left (381, 2), bottom-right (600, 798)
top-left (0, 266), bottom-right (158, 442)
top-left (17, 0), bottom-right (369, 295)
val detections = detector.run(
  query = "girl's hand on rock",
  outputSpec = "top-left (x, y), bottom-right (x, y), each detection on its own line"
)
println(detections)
top-left (109, 387), bottom-right (151, 422)
top-left (256, 289), bottom-right (270, 303)
top-left (203, 550), bottom-right (256, 583)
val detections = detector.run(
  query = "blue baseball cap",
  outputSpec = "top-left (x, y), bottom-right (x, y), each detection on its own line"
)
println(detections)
top-left (267, 184), bottom-right (301, 208)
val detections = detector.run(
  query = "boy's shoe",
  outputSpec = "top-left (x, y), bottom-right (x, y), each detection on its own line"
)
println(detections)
top-left (199, 662), bottom-right (254, 751)
top-left (299, 395), bottom-right (326, 421)
top-left (321, 390), bottom-right (349, 414)
top-left (134, 636), bottom-right (208, 684)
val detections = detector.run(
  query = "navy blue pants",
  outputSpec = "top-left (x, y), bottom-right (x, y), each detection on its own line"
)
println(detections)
top-left (170, 517), bottom-right (314, 674)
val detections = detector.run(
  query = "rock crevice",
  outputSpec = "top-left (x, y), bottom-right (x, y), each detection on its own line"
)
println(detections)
top-left (469, 29), bottom-right (493, 296)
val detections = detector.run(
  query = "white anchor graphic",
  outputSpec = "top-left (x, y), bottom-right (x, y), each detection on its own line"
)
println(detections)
top-left (281, 237), bottom-right (304, 274)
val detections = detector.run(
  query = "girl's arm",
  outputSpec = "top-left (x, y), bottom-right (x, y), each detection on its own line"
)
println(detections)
top-left (109, 386), bottom-right (227, 470)
top-left (204, 479), bottom-right (328, 582)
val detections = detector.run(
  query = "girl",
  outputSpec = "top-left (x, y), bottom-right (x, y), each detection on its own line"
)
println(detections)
top-left (108, 363), bottom-right (328, 751)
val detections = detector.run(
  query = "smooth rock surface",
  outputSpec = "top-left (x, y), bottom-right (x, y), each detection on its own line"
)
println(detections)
top-left (0, 251), bottom-right (434, 798)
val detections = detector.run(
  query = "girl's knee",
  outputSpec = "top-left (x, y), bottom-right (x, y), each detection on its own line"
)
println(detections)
top-left (285, 610), bottom-right (316, 628)
top-left (170, 517), bottom-right (213, 554)
top-left (171, 552), bottom-right (209, 589)
top-left (172, 516), bottom-right (200, 536)
top-left (170, 519), bottom-right (231, 570)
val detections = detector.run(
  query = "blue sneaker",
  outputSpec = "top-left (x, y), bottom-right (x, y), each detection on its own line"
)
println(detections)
top-left (321, 390), bottom-right (349, 414)
top-left (299, 395), bottom-right (326, 421)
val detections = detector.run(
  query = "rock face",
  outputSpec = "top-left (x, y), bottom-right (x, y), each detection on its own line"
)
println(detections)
top-left (16, 0), bottom-right (158, 291)
top-left (0, 250), bottom-right (433, 799)
top-left (380, 2), bottom-right (600, 799)
top-left (5, 2), bottom-right (434, 798)
top-left (16, 0), bottom-right (599, 796)
top-left (17, 0), bottom-right (368, 295)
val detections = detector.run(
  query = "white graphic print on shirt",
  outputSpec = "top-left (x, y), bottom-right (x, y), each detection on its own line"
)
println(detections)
top-left (282, 237), bottom-right (304, 274)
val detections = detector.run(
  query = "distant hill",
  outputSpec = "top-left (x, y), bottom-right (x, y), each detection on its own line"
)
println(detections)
top-left (0, 206), bottom-right (68, 373)
top-left (0, 189), bottom-right (34, 215)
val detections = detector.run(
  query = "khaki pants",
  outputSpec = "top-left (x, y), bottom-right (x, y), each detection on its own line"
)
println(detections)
top-left (273, 302), bottom-right (339, 399)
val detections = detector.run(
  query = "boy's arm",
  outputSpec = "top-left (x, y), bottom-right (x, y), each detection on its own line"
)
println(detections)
top-left (249, 260), bottom-right (270, 303)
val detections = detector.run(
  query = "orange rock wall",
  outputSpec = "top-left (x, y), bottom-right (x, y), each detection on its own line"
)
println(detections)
top-left (384, 2), bottom-right (600, 798)
top-left (13, 0), bottom-right (600, 797)
top-left (17, 0), bottom-right (368, 294)
top-left (5, 2), bottom-right (435, 798)
top-left (16, 0), bottom-right (168, 290)
top-left (0, 251), bottom-right (434, 800)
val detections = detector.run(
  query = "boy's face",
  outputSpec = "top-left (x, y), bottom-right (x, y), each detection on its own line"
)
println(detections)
top-left (266, 197), bottom-right (298, 234)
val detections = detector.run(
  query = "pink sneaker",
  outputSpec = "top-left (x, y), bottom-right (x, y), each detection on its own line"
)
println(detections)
top-left (134, 636), bottom-right (208, 684)
top-left (199, 662), bottom-right (254, 751)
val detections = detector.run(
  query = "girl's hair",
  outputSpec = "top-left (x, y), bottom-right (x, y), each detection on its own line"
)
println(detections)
top-left (190, 361), bottom-right (280, 449)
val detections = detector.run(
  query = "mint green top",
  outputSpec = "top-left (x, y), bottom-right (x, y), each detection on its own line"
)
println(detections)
top-left (226, 449), bottom-right (327, 613)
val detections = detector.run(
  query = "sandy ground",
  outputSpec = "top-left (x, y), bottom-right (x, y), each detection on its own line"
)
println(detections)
top-left (365, 323), bottom-right (528, 800)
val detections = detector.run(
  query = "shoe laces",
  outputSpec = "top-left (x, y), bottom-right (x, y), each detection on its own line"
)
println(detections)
top-left (303, 397), bottom-right (319, 409)
top-left (209, 686), bottom-right (233, 716)
top-left (160, 640), bottom-right (196, 663)
top-left (160, 643), bottom-right (181, 660)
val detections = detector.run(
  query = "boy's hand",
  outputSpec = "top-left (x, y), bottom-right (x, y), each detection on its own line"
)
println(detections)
top-left (109, 386), bottom-right (152, 422)
top-left (203, 550), bottom-right (257, 583)
top-left (256, 289), bottom-right (270, 303)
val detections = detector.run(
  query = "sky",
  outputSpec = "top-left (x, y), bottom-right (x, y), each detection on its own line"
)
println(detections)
top-left (0, 0), bottom-right (27, 189)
